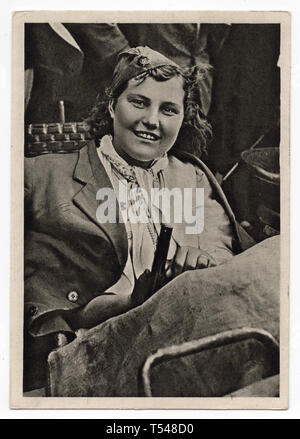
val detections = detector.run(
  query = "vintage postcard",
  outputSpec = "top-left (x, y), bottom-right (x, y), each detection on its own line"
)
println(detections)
top-left (10, 10), bottom-right (290, 409)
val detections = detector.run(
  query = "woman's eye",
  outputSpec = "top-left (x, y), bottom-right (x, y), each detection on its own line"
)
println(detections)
top-left (130, 98), bottom-right (145, 108)
top-left (162, 106), bottom-right (178, 116)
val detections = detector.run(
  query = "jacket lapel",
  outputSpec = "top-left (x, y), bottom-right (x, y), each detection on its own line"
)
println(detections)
top-left (72, 140), bottom-right (128, 270)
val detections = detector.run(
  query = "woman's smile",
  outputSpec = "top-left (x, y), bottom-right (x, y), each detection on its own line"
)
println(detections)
top-left (132, 129), bottom-right (162, 142)
top-left (109, 75), bottom-right (185, 162)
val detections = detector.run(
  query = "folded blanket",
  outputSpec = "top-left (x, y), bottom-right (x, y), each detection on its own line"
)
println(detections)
top-left (48, 236), bottom-right (280, 397)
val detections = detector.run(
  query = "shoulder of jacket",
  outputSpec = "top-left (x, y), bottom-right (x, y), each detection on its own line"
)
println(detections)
top-left (171, 150), bottom-right (213, 179)
top-left (168, 152), bottom-right (197, 170)
top-left (25, 146), bottom-right (85, 165)
top-left (24, 147), bottom-right (87, 187)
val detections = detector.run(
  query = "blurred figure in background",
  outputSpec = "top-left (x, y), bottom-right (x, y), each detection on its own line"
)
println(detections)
top-left (25, 23), bottom-right (230, 124)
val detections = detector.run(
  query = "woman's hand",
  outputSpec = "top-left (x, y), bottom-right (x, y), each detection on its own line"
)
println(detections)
top-left (165, 246), bottom-right (216, 280)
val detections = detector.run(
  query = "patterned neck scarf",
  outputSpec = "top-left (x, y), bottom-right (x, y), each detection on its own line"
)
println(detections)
top-left (99, 134), bottom-right (169, 185)
top-left (98, 135), bottom-right (169, 279)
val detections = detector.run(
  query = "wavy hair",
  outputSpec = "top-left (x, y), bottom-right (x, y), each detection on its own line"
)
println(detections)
top-left (86, 63), bottom-right (212, 158)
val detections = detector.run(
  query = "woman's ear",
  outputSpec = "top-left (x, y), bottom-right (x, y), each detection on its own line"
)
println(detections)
top-left (108, 99), bottom-right (115, 120)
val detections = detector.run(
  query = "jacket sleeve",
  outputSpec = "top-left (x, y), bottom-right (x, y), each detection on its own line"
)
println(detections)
top-left (195, 167), bottom-right (235, 265)
top-left (24, 157), bottom-right (77, 337)
top-left (63, 23), bottom-right (130, 70)
top-left (173, 149), bottom-right (256, 254)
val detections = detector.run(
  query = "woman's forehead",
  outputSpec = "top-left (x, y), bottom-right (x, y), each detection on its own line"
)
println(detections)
top-left (124, 75), bottom-right (185, 105)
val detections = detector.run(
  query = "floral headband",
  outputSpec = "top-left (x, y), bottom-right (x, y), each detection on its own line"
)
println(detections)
top-left (111, 46), bottom-right (182, 91)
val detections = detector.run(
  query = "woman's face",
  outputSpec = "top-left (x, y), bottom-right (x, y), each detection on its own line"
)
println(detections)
top-left (109, 75), bottom-right (185, 162)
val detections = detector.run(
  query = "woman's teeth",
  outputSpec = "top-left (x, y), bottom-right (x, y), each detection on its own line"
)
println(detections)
top-left (134, 131), bottom-right (159, 141)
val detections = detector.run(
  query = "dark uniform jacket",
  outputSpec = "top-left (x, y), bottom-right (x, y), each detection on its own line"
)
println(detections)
top-left (24, 139), bottom-right (255, 391)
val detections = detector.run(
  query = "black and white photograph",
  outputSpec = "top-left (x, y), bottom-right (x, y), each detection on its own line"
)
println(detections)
top-left (10, 10), bottom-right (289, 409)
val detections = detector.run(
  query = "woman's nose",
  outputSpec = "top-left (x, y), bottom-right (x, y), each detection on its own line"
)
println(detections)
top-left (142, 107), bottom-right (159, 129)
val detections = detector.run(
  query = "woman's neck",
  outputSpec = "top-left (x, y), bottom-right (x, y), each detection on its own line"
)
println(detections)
top-left (113, 142), bottom-right (154, 169)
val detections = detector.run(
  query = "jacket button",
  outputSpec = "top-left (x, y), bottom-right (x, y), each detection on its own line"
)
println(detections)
top-left (28, 305), bottom-right (38, 316)
top-left (67, 291), bottom-right (79, 303)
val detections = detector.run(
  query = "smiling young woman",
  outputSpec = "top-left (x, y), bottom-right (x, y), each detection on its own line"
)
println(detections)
top-left (108, 75), bottom-right (185, 164)
top-left (24, 46), bottom-right (255, 391)
top-left (88, 47), bottom-right (213, 159)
